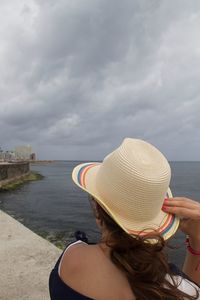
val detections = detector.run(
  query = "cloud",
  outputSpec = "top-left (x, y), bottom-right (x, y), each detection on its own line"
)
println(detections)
top-left (0, 0), bottom-right (200, 160)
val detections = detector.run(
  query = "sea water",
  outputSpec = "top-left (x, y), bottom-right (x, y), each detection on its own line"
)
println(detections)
top-left (0, 161), bottom-right (200, 267)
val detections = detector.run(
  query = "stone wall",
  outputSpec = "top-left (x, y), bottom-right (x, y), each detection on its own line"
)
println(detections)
top-left (0, 162), bottom-right (30, 187)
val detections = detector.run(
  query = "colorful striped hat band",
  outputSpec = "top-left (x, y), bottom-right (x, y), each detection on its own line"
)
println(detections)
top-left (72, 138), bottom-right (179, 242)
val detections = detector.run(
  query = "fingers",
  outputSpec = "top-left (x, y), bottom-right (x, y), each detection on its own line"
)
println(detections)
top-left (162, 197), bottom-right (200, 220)
top-left (163, 206), bottom-right (200, 219)
top-left (165, 197), bottom-right (199, 208)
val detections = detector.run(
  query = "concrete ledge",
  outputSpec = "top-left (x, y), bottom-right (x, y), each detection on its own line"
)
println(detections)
top-left (0, 210), bottom-right (62, 300)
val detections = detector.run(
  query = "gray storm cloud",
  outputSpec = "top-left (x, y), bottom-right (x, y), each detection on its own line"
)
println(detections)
top-left (0, 0), bottom-right (200, 160)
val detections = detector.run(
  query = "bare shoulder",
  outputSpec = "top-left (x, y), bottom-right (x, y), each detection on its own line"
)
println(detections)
top-left (59, 242), bottom-right (102, 298)
top-left (60, 242), bottom-right (98, 281)
top-left (60, 242), bottom-right (89, 271)
top-left (59, 242), bottom-right (135, 300)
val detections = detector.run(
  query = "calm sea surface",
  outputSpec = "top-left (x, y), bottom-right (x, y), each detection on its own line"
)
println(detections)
top-left (0, 161), bottom-right (200, 267)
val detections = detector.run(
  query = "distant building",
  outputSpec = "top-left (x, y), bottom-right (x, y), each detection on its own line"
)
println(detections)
top-left (15, 145), bottom-right (32, 160)
top-left (0, 145), bottom-right (37, 162)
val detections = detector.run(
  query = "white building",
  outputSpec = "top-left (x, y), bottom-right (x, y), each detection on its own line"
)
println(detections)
top-left (15, 145), bottom-right (32, 160)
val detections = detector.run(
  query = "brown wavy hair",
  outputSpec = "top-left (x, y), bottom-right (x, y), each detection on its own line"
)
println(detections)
top-left (90, 197), bottom-right (199, 300)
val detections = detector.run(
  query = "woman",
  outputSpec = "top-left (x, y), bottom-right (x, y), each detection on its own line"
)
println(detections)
top-left (49, 138), bottom-right (200, 299)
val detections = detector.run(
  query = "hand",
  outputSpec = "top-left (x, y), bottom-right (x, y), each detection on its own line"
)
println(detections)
top-left (162, 197), bottom-right (200, 247)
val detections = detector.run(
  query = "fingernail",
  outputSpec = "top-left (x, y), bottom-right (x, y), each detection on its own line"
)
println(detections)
top-left (162, 205), bottom-right (167, 211)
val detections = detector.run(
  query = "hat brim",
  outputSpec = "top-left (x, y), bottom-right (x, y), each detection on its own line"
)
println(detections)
top-left (72, 162), bottom-right (180, 241)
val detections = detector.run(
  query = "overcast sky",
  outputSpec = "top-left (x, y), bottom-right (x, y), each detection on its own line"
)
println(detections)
top-left (0, 0), bottom-right (200, 160)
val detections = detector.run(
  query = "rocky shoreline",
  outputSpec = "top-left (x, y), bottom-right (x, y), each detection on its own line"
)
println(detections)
top-left (0, 171), bottom-right (44, 191)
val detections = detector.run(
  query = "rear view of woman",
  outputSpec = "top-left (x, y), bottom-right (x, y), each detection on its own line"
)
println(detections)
top-left (49, 138), bottom-right (200, 299)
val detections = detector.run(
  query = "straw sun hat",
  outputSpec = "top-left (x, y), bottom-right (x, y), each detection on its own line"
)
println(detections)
top-left (72, 138), bottom-right (179, 241)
